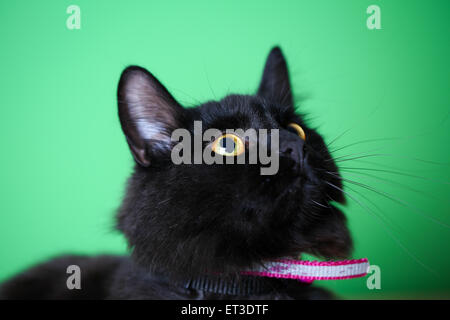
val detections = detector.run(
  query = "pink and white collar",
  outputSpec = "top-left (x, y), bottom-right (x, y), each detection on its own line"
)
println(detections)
top-left (242, 258), bottom-right (370, 283)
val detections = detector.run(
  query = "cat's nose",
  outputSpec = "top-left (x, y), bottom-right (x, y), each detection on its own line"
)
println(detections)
top-left (279, 130), bottom-right (305, 167)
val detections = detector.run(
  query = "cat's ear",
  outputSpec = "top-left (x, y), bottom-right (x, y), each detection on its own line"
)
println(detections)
top-left (257, 46), bottom-right (293, 107)
top-left (117, 66), bottom-right (183, 167)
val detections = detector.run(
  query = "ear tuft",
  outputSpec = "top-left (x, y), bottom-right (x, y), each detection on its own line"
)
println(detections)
top-left (257, 46), bottom-right (293, 107)
top-left (118, 66), bottom-right (183, 166)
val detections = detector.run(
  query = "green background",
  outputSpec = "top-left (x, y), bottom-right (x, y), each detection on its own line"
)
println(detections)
top-left (0, 0), bottom-right (449, 299)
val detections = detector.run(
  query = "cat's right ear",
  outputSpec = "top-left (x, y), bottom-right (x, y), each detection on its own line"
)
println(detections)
top-left (117, 66), bottom-right (183, 167)
top-left (257, 46), bottom-right (293, 107)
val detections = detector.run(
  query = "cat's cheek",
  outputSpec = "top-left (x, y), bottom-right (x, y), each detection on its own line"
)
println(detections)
top-left (305, 206), bottom-right (353, 259)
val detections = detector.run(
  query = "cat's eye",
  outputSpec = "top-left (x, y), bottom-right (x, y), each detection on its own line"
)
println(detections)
top-left (211, 134), bottom-right (245, 156)
top-left (287, 123), bottom-right (306, 141)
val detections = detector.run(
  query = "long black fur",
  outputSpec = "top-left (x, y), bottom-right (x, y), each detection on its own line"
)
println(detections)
top-left (0, 47), bottom-right (352, 300)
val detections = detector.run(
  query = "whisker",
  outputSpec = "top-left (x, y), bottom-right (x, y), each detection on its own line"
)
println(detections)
top-left (335, 176), bottom-right (450, 228)
top-left (336, 170), bottom-right (448, 204)
top-left (334, 153), bottom-right (450, 166)
top-left (339, 158), bottom-right (440, 173)
top-left (339, 167), bottom-right (450, 185)
top-left (325, 181), bottom-right (437, 275)
top-left (311, 199), bottom-right (331, 209)
top-left (330, 137), bottom-right (402, 154)
top-left (203, 63), bottom-right (217, 99)
top-left (328, 110), bottom-right (449, 155)
top-left (331, 152), bottom-right (385, 162)
top-left (341, 182), bottom-right (404, 234)
top-left (326, 100), bottom-right (385, 148)
top-left (328, 149), bottom-right (384, 162)
top-left (326, 128), bottom-right (352, 148)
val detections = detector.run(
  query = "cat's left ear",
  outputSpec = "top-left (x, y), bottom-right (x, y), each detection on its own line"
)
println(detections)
top-left (257, 46), bottom-right (293, 107)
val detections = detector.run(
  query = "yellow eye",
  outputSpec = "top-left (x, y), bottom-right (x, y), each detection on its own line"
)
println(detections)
top-left (287, 123), bottom-right (306, 141)
top-left (211, 133), bottom-right (245, 156)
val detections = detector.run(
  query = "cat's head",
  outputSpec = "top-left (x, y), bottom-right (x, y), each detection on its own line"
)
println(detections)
top-left (116, 47), bottom-right (352, 278)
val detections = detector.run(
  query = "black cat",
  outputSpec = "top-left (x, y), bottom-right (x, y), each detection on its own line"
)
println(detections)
top-left (0, 47), bottom-right (352, 299)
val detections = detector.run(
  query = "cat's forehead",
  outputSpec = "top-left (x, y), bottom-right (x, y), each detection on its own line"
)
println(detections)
top-left (195, 94), bottom-right (281, 130)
